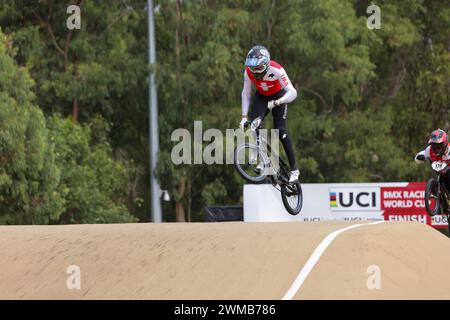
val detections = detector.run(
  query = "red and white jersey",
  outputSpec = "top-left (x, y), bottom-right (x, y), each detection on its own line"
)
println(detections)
top-left (241, 60), bottom-right (297, 116)
top-left (416, 144), bottom-right (450, 164)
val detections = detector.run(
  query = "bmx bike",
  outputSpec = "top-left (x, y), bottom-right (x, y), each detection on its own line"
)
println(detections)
top-left (424, 160), bottom-right (450, 232)
top-left (233, 108), bottom-right (303, 215)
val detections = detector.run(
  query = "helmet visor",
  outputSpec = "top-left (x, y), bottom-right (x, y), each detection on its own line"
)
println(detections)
top-left (245, 57), bottom-right (267, 74)
top-left (245, 57), bottom-right (259, 66)
top-left (431, 142), bottom-right (446, 155)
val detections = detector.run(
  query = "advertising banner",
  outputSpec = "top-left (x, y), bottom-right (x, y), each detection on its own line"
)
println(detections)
top-left (243, 182), bottom-right (445, 228)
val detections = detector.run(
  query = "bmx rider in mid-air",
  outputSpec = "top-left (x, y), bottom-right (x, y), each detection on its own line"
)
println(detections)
top-left (240, 45), bottom-right (299, 183)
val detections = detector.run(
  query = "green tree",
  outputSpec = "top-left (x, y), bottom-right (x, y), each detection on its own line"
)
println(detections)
top-left (1, 0), bottom-right (149, 220)
top-left (46, 115), bottom-right (137, 223)
top-left (0, 28), bottom-right (63, 224)
top-left (0, 27), bottom-right (137, 224)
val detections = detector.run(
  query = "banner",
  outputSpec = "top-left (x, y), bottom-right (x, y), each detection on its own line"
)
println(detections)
top-left (243, 182), bottom-right (445, 228)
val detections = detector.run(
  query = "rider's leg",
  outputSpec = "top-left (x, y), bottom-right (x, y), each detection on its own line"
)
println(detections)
top-left (272, 104), bottom-right (297, 171)
top-left (250, 91), bottom-right (268, 121)
top-left (250, 92), bottom-right (268, 172)
top-left (442, 168), bottom-right (450, 194)
top-left (440, 170), bottom-right (450, 213)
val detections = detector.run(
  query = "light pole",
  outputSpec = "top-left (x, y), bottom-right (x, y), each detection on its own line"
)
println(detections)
top-left (147, 0), bottom-right (162, 223)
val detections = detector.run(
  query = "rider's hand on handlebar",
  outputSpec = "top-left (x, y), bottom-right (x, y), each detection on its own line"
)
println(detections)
top-left (415, 154), bottom-right (426, 162)
top-left (239, 116), bottom-right (248, 129)
top-left (267, 100), bottom-right (280, 110)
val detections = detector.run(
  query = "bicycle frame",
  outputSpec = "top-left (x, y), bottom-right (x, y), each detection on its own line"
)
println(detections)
top-left (437, 173), bottom-right (450, 212)
top-left (250, 109), bottom-right (291, 186)
top-left (257, 137), bottom-right (290, 185)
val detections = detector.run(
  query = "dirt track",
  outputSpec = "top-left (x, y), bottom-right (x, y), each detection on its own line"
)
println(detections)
top-left (0, 221), bottom-right (450, 299)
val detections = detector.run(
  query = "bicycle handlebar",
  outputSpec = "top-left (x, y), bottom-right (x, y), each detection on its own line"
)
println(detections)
top-left (245, 107), bottom-right (271, 130)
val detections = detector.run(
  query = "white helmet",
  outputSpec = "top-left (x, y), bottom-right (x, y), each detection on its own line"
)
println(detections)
top-left (245, 45), bottom-right (270, 80)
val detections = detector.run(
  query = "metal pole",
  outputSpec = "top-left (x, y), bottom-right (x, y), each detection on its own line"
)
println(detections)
top-left (148, 0), bottom-right (162, 223)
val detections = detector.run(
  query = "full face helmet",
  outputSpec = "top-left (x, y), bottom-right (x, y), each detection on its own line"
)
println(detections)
top-left (428, 129), bottom-right (448, 156)
top-left (245, 45), bottom-right (270, 80)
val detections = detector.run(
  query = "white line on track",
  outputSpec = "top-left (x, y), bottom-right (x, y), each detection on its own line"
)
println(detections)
top-left (282, 221), bottom-right (386, 300)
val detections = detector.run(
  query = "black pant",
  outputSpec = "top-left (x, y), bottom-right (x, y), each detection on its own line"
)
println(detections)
top-left (250, 90), bottom-right (297, 170)
top-left (440, 168), bottom-right (450, 192)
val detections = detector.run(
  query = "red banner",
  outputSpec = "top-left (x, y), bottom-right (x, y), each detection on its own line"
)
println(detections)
top-left (380, 182), bottom-right (442, 227)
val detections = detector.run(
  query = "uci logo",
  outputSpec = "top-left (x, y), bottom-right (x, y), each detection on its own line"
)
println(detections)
top-left (329, 188), bottom-right (380, 211)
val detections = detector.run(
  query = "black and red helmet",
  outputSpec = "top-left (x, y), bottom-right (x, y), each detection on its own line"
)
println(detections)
top-left (428, 129), bottom-right (448, 156)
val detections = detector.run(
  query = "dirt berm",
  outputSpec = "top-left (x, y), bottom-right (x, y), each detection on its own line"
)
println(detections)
top-left (0, 221), bottom-right (449, 299)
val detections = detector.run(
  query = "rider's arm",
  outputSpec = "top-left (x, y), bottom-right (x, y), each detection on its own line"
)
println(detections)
top-left (276, 67), bottom-right (297, 105)
top-left (241, 70), bottom-right (252, 117)
top-left (415, 148), bottom-right (429, 163)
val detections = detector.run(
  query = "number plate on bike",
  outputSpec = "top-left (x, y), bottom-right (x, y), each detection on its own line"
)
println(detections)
top-left (432, 161), bottom-right (447, 172)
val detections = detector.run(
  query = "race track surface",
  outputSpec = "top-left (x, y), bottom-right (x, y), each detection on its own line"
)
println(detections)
top-left (0, 221), bottom-right (449, 299)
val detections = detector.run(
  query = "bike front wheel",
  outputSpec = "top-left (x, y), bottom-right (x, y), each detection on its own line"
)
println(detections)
top-left (281, 181), bottom-right (303, 215)
top-left (234, 143), bottom-right (270, 184)
top-left (425, 178), bottom-right (441, 216)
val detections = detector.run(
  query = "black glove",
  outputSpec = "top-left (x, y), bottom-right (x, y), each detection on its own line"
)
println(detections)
top-left (415, 154), bottom-right (425, 161)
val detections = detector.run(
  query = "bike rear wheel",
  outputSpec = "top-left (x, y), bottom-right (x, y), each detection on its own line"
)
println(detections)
top-left (281, 181), bottom-right (303, 215)
top-left (234, 143), bottom-right (269, 184)
top-left (425, 178), bottom-right (441, 216)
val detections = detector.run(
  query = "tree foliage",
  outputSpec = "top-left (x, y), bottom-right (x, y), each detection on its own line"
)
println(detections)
top-left (0, 28), bottom-right (136, 224)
